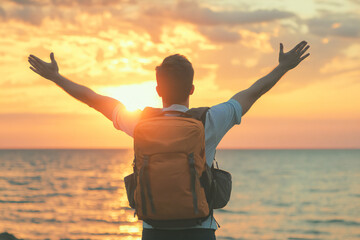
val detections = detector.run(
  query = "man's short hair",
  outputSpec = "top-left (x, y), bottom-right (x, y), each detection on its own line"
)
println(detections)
top-left (155, 54), bottom-right (194, 105)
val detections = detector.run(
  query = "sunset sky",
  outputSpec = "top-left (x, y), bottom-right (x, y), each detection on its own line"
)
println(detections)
top-left (0, 0), bottom-right (359, 149)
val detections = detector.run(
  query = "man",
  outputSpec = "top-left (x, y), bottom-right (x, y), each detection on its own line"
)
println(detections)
top-left (28, 41), bottom-right (310, 240)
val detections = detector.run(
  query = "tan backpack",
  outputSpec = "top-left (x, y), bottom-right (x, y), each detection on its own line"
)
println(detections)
top-left (124, 107), bottom-right (232, 228)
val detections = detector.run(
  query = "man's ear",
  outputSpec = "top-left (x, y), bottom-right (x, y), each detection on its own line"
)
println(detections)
top-left (189, 84), bottom-right (195, 95)
top-left (156, 85), bottom-right (162, 97)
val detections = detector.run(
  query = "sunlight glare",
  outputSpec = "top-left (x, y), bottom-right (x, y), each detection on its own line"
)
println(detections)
top-left (97, 81), bottom-right (162, 112)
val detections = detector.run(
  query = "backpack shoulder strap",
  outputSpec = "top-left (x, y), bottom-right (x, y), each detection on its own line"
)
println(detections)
top-left (140, 107), bottom-right (163, 120)
top-left (141, 106), bottom-right (210, 126)
top-left (186, 107), bottom-right (210, 126)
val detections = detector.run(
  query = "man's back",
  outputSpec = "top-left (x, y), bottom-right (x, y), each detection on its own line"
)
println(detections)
top-left (112, 99), bottom-right (243, 230)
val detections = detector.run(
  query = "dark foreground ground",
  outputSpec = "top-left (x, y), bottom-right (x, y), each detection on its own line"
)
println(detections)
top-left (0, 233), bottom-right (19, 240)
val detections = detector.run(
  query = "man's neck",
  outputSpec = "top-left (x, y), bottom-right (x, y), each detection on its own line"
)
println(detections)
top-left (162, 99), bottom-right (189, 108)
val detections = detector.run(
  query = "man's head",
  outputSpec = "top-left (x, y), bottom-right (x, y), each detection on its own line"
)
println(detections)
top-left (155, 54), bottom-right (194, 106)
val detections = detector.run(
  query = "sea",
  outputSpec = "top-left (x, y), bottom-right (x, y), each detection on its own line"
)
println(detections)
top-left (0, 149), bottom-right (359, 240)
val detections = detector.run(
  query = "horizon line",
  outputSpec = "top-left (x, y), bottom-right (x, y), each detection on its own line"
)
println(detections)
top-left (0, 147), bottom-right (359, 150)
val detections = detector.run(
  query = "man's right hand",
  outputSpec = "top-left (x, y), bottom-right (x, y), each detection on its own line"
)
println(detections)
top-left (231, 41), bottom-right (310, 116)
top-left (278, 41), bottom-right (310, 71)
top-left (28, 53), bottom-right (59, 81)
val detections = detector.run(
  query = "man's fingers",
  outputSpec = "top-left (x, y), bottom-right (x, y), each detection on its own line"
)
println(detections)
top-left (280, 43), bottom-right (284, 55)
top-left (292, 41), bottom-right (307, 53)
top-left (29, 54), bottom-right (47, 64)
top-left (28, 57), bottom-right (40, 69)
top-left (28, 57), bottom-right (41, 69)
top-left (29, 66), bottom-right (41, 75)
top-left (297, 41), bottom-right (307, 49)
top-left (296, 42), bottom-right (308, 54)
top-left (28, 57), bottom-right (46, 72)
top-left (29, 54), bottom-right (43, 62)
top-left (299, 53), bottom-right (310, 62)
top-left (28, 56), bottom-right (45, 69)
top-left (299, 45), bottom-right (310, 57)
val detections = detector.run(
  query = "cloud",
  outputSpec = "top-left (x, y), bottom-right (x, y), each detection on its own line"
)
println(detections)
top-left (348, 0), bottom-right (360, 5)
top-left (1, 2), bottom-right (53, 25)
top-left (9, 0), bottom-right (134, 7)
top-left (319, 57), bottom-right (360, 74)
top-left (314, 0), bottom-right (344, 7)
top-left (1, 0), bottom-right (135, 26)
top-left (1, 0), bottom-right (296, 45)
top-left (10, 5), bottom-right (45, 25)
top-left (174, 1), bottom-right (295, 25)
top-left (197, 26), bottom-right (241, 43)
top-left (307, 13), bottom-right (360, 38)
top-left (141, 1), bottom-right (295, 43)
top-left (10, 0), bottom-right (44, 5)
top-left (0, 7), bottom-right (6, 19)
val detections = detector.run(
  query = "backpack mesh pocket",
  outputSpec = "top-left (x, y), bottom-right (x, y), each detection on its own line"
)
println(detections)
top-left (124, 173), bottom-right (136, 209)
top-left (212, 168), bottom-right (232, 209)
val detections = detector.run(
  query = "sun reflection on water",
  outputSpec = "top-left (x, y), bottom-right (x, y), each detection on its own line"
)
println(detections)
top-left (1, 150), bottom-right (359, 240)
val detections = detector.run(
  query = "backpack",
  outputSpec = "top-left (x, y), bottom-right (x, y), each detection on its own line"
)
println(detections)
top-left (124, 107), bottom-right (232, 228)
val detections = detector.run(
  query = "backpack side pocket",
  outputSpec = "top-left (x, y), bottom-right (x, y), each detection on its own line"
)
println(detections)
top-left (212, 168), bottom-right (232, 209)
top-left (124, 173), bottom-right (136, 209)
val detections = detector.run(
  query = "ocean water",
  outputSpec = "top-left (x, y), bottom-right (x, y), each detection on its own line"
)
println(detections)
top-left (0, 149), bottom-right (359, 240)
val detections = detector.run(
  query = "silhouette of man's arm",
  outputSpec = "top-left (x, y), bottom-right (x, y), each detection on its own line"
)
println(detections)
top-left (231, 41), bottom-right (310, 116)
top-left (28, 53), bottom-right (123, 121)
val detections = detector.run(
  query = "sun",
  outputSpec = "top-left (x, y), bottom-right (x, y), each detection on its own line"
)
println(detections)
top-left (96, 81), bottom-right (162, 112)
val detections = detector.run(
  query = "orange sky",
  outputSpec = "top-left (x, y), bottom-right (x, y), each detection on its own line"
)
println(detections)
top-left (0, 0), bottom-right (359, 149)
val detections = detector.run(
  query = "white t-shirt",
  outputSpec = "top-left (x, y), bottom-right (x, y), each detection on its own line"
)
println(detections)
top-left (112, 99), bottom-right (243, 229)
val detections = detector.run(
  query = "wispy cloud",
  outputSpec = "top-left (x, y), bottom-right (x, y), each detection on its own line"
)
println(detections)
top-left (173, 1), bottom-right (295, 25)
top-left (307, 13), bottom-right (360, 38)
top-left (197, 26), bottom-right (241, 43)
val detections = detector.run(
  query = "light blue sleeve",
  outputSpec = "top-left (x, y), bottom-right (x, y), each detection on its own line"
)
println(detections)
top-left (112, 104), bottom-right (141, 138)
top-left (204, 99), bottom-right (242, 166)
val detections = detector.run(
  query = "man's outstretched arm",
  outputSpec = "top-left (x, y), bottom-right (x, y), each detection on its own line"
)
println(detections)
top-left (231, 41), bottom-right (310, 116)
top-left (28, 53), bottom-right (123, 121)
